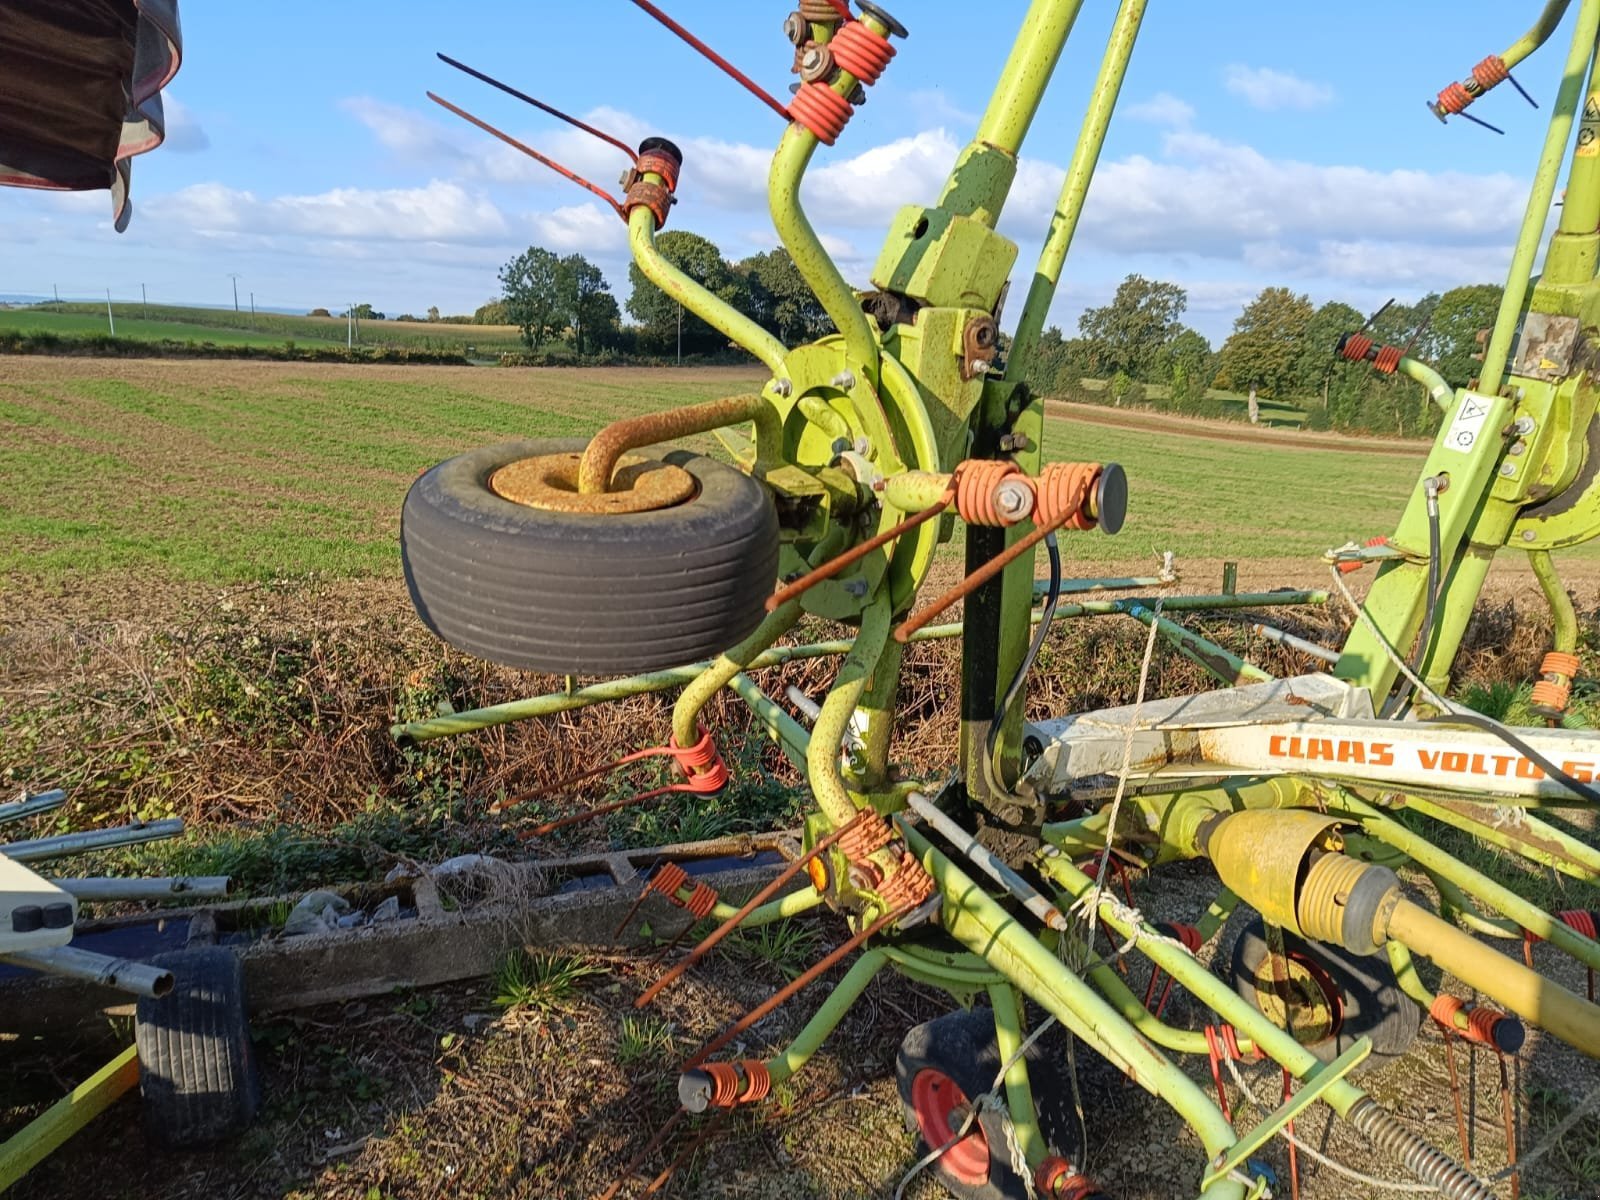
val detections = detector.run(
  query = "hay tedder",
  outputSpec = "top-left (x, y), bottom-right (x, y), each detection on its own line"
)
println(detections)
top-left (395, 1), bottom-right (1600, 1196)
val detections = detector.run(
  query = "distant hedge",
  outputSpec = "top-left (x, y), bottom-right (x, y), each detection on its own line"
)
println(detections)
top-left (0, 331), bottom-right (468, 365)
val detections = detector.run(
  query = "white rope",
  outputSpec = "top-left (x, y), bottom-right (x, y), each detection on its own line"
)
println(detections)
top-left (1486, 1078), bottom-right (1600, 1183)
top-left (1327, 566), bottom-right (1458, 714)
top-left (1084, 597), bottom-right (1164, 934)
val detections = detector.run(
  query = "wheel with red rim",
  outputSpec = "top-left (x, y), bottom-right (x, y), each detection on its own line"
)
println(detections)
top-left (1229, 916), bottom-right (1419, 1068)
top-left (896, 1009), bottom-right (1082, 1200)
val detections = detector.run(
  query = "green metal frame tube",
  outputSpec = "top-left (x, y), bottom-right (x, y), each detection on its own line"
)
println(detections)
top-left (707, 884), bottom-right (824, 927)
top-left (764, 948), bottom-right (888, 1085)
top-left (1506, 0), bottom-right (1577, 66)
top-left (808, 597), bottom-right (893, 828)
top-left (1555, 31), bottom-right (1600, 249)
top-left (1123, 602), bottom-right (1274, 686)
top-left (1422, 869), bottom-right (1524, 938)
top-left (1048, 591), bottom-right (1329, 616)
top-left (1402, 792), bottom-right (1600, 882)
top-left (1480, 0), bottom-right (1600, 393)
top-left (726, 671), bottom-right (811, 773)
top-left (972, 0), bottom-right (1087, 156)
top-left (768, 126), bottom-right (879, 385)
top-left (628, 205), bottom-right (789, 377)
top-left (1082, 949), bottom-right (1258, 1058)
top-left (1337, 792), bottom-right (1600, 971)
top-left (672, 601), bottom-right (803, 750)
top-left (1530, 548), bottom-right (1579, 654)
top-left (905, 827), bottom-right (1247, 1198)
top-left (1397, 356), bottom-right (1455, 412)
top-left (1008, 0), bottom-right (1148, 386)
top-left (989, 982), bottom-right (1047, 1168)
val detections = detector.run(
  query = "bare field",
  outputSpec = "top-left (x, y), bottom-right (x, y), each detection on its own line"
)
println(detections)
top-left (3, 357), bottom-right (1600, 1200)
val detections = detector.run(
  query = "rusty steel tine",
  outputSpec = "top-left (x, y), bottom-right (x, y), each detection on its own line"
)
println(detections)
top-left (645, 918), bottom-right (698, 968)
top-left (894, 513), bottom-right (1069, 643)
top-left (436, 54), bottom-right (638, 161)
top-left (427, 93), bottom-right (625, 216)
top-left (613, 881), bottom-right (657, 941)
top-left (1458, 110), bottom-right (1506, 135)
top-left (625, 0), bottom-right (792, 122)
top-left (643, 1109), bottom-right (729, 1194)
top-left (635, 810), bottom-right (869, 1009)
top-left (683, 904), bottom-right (907, 1069)
top-left (766, 495), bottom-right (952, 612)
top-left (1497, 1052), bottom-right (1519, 1200)
top-left (596, 1106), bottom-right (687, 1200)
top-left (1441, 1027), bottom-right (1472, 1164)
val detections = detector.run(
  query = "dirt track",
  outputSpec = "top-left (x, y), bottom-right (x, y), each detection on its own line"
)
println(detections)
top-left (1047, 400), bottom-right (1431, 456)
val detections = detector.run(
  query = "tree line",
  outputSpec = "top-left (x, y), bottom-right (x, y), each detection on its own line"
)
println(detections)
top-left (492, 233), bottom-right (832, 361)
top-left (1026, 274), bottom-right (1503, 437)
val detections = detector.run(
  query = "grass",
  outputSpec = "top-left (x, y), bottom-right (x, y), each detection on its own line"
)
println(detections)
top-left (492, 950), bottom-right (605, 1013)
top-left (615, 1013), bottom-right (676, 1066)
top-left (1076, 375), bottom-right (1308, 426)
top-left (726, 919), bottom-right (824, 981)
top-left (0, 302), bottom-right (529, 354)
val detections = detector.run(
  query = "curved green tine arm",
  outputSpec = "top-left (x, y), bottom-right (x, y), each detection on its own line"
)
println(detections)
top-left (1506, 0), bottom-right (1578, 68)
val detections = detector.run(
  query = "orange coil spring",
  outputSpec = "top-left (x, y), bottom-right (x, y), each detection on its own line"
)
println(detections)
top-left (1473, 54), bottom-right (1510, 89)
top-left (1034, 462), bottom-right (1100, 531)
top-left (648, 862), bottom-right (690, 898)
top-left (1560, 909), bottom-right (1600, 940)
top-left (1531, 678), bottom-right (1573, 711)
top-left (1058, 1179), bottom-right (1100, 1200)
top-left (737, 1059), bottom-right (772, 1103)
top-left (671, 728), bottom-right (730, 793)
top-left (703, 1061), bottom-right (743, 1108)
top-left (682, 881), bottom-right (719, 919)
top-left (830, 20), bottom-right (895, 86)
top-left (955, 459), bottom-right (1026, 526)
top-left (1542, 651), bottom-right (1582, 680)
top-left (636, 149), bottom-right (680, 193)
top-left (789, 80), bottom-right (853, 145)
top-left (876, 850), bottom-right (936, 910)
top-left (1465, 1005), bottom-right (1514, 1049)
top-left (624, 180), bottom-right (673, 227)
top-left (799, 0), bottom-right (847, 22)
top-left (1436, 80), bottom-right (1475, 115)
top-left (836, 809), bottom-right (893, 861)
top-left (1373, 344), bottom-right (1403, 375)
top-left (1341, 332), bottom-right (1374, 362)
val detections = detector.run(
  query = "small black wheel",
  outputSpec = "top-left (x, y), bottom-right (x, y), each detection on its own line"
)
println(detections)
top-left (134, 947), bottom-right (260, 1147)
top-left (1229, 916), bottom-right (1420, 1067)
top-left (897, 1009), bottom-right (1083, 1200)
top-left (402, 438), bottom-right (779, 675)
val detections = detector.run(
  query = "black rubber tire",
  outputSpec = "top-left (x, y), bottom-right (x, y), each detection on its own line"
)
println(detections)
top-left (896, 1008), bottom-right (1085, 1200)
top-left (1229, 916), bottom-right (1420, 1068)
top-left (401, 438), bottom-right (779, 675)
top-left (134, 947), bottom-right (260, 1148)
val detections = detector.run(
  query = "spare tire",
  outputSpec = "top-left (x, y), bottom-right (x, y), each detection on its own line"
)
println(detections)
top-left (402, 438), bottom-right (778, 675)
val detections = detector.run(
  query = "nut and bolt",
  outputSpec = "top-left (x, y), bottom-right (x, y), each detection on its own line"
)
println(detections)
top-left (843, 578), bottom-right (869, 598)
top-left (853, 436), bottom-right (871, 456)
top-left (770, 378), bottom-right (794, 398)
top-left (1513, 415), bottom-right (1537, 435)
top-left (782, 11), bottom-right (808, 43)
top-left (970, 360), bottom-right (992, 375)
top-left (1508, 441), bottom-right (1527, 456)
top-left (994, 478), bottom-right (1035, 522)
top-left (1499, 462), bottom-right (1518, 477)
top-left (998, 432), bottom-right (1032, 453)
top-left (832, 370), bottom-right (857, 391)
top-left (798, 46), bottom-right (835, 83)
top-left (1522, 529), bottom-right (1538, 542)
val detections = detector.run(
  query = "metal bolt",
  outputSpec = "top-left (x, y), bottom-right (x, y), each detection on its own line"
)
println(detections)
top-left (782, 11), bottom-right (807, 43)
top-left (1522, 529), bottom-right (1537, 542)
top-left (799, 46), bottom-right (835, 83)
top-left (1513, 415), bottom-right (1536, 435)
top-left (1509, 440), bottom-right (1526, 456)
top-left (832, 370), bottom-right (857, 390)
top-left (770, 378), bottom-right (793, 398)
top-left (994, 478), bottom-right (1034, 521)
top-left (999, 432), bottom-right (1033, 453)
top-left (854, 436), bottom-right (871, 456)
top-left (1499, 462), bottom-right (1518, 477)
top-left (971, 360), bottom-right (992, 375)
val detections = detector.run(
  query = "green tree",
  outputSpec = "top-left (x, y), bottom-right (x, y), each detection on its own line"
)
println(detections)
top-left (1213, 287), bottom-right (1314, 397)
top-left (558, 253), bottom-right (612, 356)
top-left (1160, 327), bottom-right (1213, 412)
top-left (351, 303), bottom-right (385, 321)
top-left (1077, 274), bottom-right (1188, 380)
top-left (474, 299), bottom-right (509, 325)
top-left (499, 247), bottom-right (564, 349)
top-left (1427, 283), bottom-right (1502, 387)
top-left (735, 247), bottom-right (831, 345)
top-left (627, 230), bottom-right (739, 356)
top-left (426, 305), bottom-right (440, 322)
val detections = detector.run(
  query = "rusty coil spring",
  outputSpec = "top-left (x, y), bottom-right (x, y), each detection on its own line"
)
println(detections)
top-left (830, 19), bottom-right (894, 85)
top-left (681, 881), bottom-right (719, 919)
top-left (875, 850), bottom-right (936, 910)
top-left (1034, 461), bottom-right (1100, 530)
top-left (789, 80), bottom-right (853, 144)
top-left (636, 148), bottom-right (681, 192)
top-left (624, 180), bottom-right (674, 227)
top-left (1473, 54), bottom-right (1510, 89)
top-left (1373, 344), bottom-right (1403, 374)
top-left (798, 0), bottom-right (848, 22)
top-left (1542, 650), bottom-right (1582, 680)
top-left (836, 809), bottom-right (893, 861)
top-left (1529, 909), bottom-right (1600, 942)
top-left (648, 862), bottom-right (690, 898)
top-left (1435, 80), bottom-right (1476, 115)
top-left (737, 1058), bottom-right (772, 1103)
top-left (954, 459), bottom-right (1025, 526)
top-left (1531, 678), bottom-right (1573, 711)
top-left (1341, 332), bottom-right (1375, 362)
top-left (702, 1061), bottom-right (744, 1108)
top-left (1429, 994), bottom-right (1515, 1048)
top-left (673, 728), bottom-right (730, 792)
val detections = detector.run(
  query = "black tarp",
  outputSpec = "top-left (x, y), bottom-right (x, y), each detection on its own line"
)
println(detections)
top-left (0, 0), bottom-right (182, 230)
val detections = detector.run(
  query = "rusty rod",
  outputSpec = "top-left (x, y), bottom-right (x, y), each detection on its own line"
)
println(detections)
top-left (578, 394), bottom-right (773, 494)
top-left (595, 1107), bottom-right (686, 1200)
top-left (643, 1109), bottom-right (728, 1194)
top-left (894, 513), bottom-right (1069, 642)
top-left (682, 904), bottom-right (906, 1068)
top-left (635, 812), bottom-right (867, 1008)
top-left (766, 495), bottom-right (952, 612)
top-left (624, 0), bottom-right (792, 122)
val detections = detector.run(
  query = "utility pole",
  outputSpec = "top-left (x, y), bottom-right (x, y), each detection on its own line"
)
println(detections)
top-left (347, 304), bottom-right (353, 349)
top-left (249, 292), bottom-right (256, 330)
top-left (52, 284), bottom-right (59, 305)
top-left (676, 303), bottom-right (683, 366)
top-left (105, 288), bottom-right (115, 336)
top-left (141, 283), bottom-right (147, 320)
top-left (227, 273), bottom-right (241, 312)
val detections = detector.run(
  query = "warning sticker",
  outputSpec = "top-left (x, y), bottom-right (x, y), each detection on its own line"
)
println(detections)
top-left (1444, 394), bottom-right (1491, 454)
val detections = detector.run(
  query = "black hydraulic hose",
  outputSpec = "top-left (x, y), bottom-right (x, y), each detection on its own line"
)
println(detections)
top-left (1383, 479), bottom-right (1442, 718)
top-left (986, 532), bottom-right (1061, 786)
top-left (1423, 709), bottom-right (1600, 806)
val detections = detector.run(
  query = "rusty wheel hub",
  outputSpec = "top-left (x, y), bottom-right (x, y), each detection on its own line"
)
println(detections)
top-left (1251, 954), bottom-right (1341, 1046)
top-left (489, 451), bottom-right (696, 514)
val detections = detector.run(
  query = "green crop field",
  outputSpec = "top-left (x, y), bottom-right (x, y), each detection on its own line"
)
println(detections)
top-left (8, 356), bottom-right (1585, 594)
top-left (0, 302), bottom-right (529, 354)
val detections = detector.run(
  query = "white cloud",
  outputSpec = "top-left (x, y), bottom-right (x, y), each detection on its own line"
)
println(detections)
top-left (155, 179), bottom-right (509, 242)
top-left (1223, 65), bottom-right (1334, 111)
top-left (160, 96), bottom-right (210, 153)
top-left (1125, 92), bottom-right (1195, 127)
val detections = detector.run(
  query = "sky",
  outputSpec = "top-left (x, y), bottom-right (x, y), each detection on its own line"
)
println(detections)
top-left (0, 1), bottom-right (1566, 343)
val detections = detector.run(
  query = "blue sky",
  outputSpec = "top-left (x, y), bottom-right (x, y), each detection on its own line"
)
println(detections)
top-left (1, 1), bottom-right (1563, 342)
